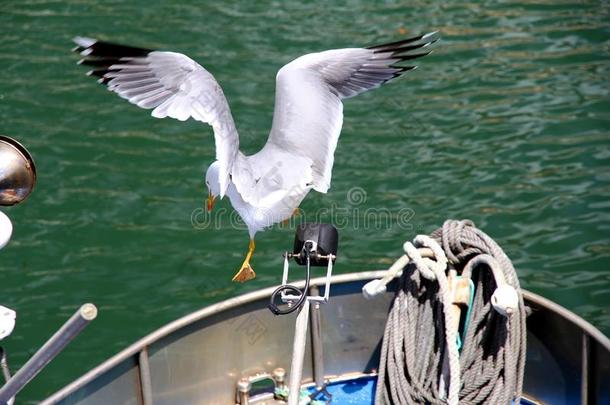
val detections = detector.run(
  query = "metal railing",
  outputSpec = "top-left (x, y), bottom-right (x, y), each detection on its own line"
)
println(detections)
top-left (0, 304), bottom-right (97, 405)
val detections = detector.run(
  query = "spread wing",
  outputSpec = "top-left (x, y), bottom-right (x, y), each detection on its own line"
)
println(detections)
top-left (266, 32), bottom-right (438, 193)
top-left (73, 37), bottom-right (238, 197)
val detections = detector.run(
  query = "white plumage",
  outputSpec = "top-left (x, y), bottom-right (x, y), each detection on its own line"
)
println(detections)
top-left (74, 32), bottom-right (437, 281)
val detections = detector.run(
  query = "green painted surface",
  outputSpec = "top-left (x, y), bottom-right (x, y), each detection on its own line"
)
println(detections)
top-left (0, 0), bottom-right (608, 402)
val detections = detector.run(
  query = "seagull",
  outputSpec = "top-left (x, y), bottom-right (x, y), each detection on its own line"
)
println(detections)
top-left (73, 32), bottom-right (437, 282)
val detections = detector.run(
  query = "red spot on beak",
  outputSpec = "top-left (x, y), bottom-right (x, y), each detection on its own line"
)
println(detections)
top-left (207, 193), bottom-right (217, 212)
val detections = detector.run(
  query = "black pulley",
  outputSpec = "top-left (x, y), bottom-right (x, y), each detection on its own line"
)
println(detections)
top-left (292, 223), bottom-right (338, 266)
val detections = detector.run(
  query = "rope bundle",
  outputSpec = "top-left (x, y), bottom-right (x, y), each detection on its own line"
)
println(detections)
top-left (375, 220), bottom-right (526, 405)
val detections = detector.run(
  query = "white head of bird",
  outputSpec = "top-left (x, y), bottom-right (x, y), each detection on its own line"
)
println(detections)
top-left (204, 160), bottom-right (257, 283)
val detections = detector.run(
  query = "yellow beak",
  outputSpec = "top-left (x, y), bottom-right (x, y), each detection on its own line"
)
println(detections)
top-left (207, 192), bottom-right (217, 212)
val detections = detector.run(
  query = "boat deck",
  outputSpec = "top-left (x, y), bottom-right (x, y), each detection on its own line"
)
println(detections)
top-left (301, 376), bottom-right (541, 404)
top-left (304, 376), bottom-right (376, 404)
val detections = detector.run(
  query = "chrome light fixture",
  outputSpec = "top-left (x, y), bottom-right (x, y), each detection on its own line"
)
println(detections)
top-left (0, 135), bottom-right (37, 206)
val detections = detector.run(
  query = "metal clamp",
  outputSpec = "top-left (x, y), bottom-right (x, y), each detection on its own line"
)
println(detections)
top-left (268, 241), bottom-right (335, 315)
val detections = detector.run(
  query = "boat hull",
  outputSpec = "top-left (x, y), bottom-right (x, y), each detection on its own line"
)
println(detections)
top-left (41, 271), bottom-right (610, 405)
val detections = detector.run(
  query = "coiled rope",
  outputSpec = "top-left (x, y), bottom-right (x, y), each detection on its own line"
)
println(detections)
top-left (373, 219), bottom-right (526, 405)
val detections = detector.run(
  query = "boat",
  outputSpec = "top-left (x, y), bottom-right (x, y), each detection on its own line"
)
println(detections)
top-left (40, 270), bottom-right (610, 405)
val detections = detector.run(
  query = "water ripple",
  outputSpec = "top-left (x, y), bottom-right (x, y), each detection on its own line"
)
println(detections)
top-left (0, 0), bottom-right (609, 402)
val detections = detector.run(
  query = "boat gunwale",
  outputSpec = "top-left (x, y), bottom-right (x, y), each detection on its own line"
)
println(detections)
top-left (41, 270), bottom-right (610, 404)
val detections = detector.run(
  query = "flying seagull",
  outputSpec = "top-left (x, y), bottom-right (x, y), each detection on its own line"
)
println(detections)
top-left (73, 32), bottom-right (437, 282)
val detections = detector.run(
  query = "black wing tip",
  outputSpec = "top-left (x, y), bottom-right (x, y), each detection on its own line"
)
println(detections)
top-left (72, 36), bottom-right (153, 60)
top-left (390, 38), bottom-right (439, 55)
top-left (367, 30), bottom-right (440, 51)
top-left (386, 66), bottom-right (418, 82)
top-left (85, 69), bottom-right (106, 78)
top-left (78, 57), bottom-right (124, 67)
top-left (367, 32), bottom-right (437, 71)
top-left (74, 36), bottom-right (154, 85)
top-left (393, 50), bottom-right (433, 63)
top-left (396, 65), bottom-right (418, 73)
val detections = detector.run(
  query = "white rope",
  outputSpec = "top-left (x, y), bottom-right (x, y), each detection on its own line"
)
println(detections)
top-left (363, 235), bottom-right (446, 299)
top-left (373, 219), bottom-right (526, 405)
top-left (434, 264), bottom-right (460, 405)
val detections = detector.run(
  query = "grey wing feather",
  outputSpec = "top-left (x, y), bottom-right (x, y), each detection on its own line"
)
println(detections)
top-left (266, 32), bottom-right (438, 193)
top-left (74, 38), bottom-right (239, 197)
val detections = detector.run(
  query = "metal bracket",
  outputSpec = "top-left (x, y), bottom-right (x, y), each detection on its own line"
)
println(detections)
top-left (279, 252), bottom-right (335, 305)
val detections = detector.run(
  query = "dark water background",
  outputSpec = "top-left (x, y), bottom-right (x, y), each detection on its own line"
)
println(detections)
top-left (1, 0), bottom-right (609, 402)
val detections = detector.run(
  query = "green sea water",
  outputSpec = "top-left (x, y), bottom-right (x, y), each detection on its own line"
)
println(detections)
top-left (1, 0), bottom-right (609, 402)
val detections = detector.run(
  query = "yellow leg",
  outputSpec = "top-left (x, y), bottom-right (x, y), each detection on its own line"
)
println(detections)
top-left (281, 208), bottom-right (301, 225)
top-left (232, 239), bottom-right (256, 283)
